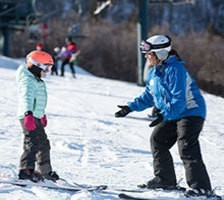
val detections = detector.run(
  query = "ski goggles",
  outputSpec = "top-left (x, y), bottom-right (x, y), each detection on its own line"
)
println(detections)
top-left (28, 57), bottom-right (53, 72)
top-left (140, 40), bottom-right (171, 53)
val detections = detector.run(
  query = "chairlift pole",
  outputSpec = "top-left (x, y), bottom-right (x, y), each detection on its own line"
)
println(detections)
top-left (136, 0), bottom-right (195, 86)
top-left (2, 28), bottom-right (9, 56)
top-left (137, 0), bottom-right (148, 86)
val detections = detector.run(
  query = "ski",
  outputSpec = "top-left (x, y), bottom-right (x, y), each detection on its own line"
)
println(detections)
top-left (184, 193), bottom-right (222, 200)
top-left (116, 189), bottom-right (149, 193)
top-left (0, 179), bottom-right (107, 192)
top-left (119, 193), bottom-right (156, 200)
top-left (118, 191), bottom-right (222, 200)
top-left (93, 0), bottom-right (111, 15)
top-left (116, 186), bottom-right (186, 193)
top-left (117, 186), bottom-right (186, 200)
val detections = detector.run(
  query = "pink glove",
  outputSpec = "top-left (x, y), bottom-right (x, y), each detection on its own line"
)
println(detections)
top-left (41, 114), bottom-right (47, 127)
top-left (24, 114), bottom-right (36, 131)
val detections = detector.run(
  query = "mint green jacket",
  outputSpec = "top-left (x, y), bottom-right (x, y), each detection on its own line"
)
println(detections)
top-left (16, 64), bottom-right (47, 119)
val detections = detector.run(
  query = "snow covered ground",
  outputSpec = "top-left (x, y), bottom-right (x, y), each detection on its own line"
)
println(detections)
top-left (0, 55), bottom-right (223, 200)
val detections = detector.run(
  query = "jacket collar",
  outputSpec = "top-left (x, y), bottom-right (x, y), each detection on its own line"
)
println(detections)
top-left (154, 55), bottom-right (184, 75)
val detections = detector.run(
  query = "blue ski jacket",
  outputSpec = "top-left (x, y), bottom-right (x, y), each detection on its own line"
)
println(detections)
top-left (128, 55), bottom-right (206, 121)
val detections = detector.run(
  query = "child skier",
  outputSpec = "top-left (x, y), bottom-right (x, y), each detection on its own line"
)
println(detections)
top-left (16, 50), bottom-right (59, 182)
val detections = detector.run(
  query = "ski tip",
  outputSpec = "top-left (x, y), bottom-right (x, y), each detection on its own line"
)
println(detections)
top-left (97, 185), bottom-right (108, 190)
top-left (118, 193), bottom-right (129, 198)
top-left (118, 193), bottom-right (150, 200)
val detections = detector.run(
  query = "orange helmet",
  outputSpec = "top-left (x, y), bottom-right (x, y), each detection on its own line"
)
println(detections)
top-left (26, 50), bottom-right (54, 72)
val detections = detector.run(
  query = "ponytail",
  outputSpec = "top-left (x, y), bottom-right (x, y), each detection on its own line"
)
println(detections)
top-left (169, 49), bottom-right (182, 61)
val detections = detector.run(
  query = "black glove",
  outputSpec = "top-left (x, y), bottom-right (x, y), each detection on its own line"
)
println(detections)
top-left (151, 107), bottom-right (161, 117)
top-left (149, 113), bottom-right (163, 127)
top-left (115, 105), bottom-right (131, 118)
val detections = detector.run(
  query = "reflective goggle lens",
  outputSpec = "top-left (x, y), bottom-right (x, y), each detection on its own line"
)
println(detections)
top-left (43, 64), bottom-right (53, 72)
top-left (140, 41), bottom-right (151, 53)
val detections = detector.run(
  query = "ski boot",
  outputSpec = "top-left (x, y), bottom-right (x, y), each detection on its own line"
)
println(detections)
top-left (138, 177), bottom-right (185, 191)
top-left (184, 188), bottom-right (222, 200)
top-left (42, 171), bottom-right (59, 182)
top-left (18, 169), bottom-right (44, 182)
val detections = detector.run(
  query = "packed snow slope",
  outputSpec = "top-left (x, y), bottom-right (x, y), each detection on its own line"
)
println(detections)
top-left (0, 55), bottom-right (223, 200)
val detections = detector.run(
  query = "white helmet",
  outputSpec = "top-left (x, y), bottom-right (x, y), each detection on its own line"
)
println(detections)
top-left (140, 35), bottom-right (172, 61)
top-left (54, 47), bottom-right (60, 53)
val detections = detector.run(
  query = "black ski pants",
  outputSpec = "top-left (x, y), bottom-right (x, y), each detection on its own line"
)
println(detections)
top-left (150, 116), bottom-right (211, 190)
top-left (19, 118), bottom-right (52, 174)
top-left (60, 59), bottom-right (75, 76)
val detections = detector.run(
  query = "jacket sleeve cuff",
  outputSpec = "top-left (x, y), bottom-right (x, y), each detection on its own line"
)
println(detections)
top-left (24, 111), bottom-right (33, 116)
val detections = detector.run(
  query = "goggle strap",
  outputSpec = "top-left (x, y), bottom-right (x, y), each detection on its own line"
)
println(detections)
top-left (150, 41), bottom-right (171, 49)
top-left (27, 57), bottom-right (50, 71)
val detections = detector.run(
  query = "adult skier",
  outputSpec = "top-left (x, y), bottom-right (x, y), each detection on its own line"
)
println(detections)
top-left (115, 35), bottom-right (217, 198)
top-left (60, 37), bottom-right (78, 78)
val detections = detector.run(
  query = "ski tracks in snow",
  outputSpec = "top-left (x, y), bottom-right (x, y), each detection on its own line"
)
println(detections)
top-left (45, 74), bottom-right (155, 189)
top-left (0, 64), bottom-right (223, 199)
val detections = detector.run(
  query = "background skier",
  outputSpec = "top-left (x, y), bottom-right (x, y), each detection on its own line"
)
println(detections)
top-left (51, 47), bottom-right (60, 75)
top-left (60, 37), bottom-right (78, 78)
top-left (36, 42), bottom-right (44, 51)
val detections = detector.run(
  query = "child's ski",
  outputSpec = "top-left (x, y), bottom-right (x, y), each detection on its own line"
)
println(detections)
top-left (0, 179), bottom-right (107, 192)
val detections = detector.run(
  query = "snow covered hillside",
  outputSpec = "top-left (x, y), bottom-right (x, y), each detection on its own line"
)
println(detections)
top-left (0, 55), bottom-right (223, 200)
